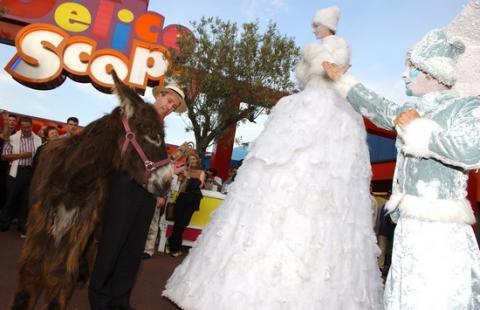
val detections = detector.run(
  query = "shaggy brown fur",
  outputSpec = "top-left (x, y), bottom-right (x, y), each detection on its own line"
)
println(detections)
top-left (12, 72), bottom-right (172, 310)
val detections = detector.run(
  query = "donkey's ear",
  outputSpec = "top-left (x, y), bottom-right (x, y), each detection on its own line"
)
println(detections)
top-left (111, 69), bottom-right (143, 119)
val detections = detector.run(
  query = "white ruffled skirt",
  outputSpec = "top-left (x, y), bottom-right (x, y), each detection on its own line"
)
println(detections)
top-left (163, 87), bottom-right (383, 309)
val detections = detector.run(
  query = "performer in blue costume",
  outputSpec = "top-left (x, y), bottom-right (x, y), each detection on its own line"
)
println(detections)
top-left (324, 1), bottom-right (480, 308)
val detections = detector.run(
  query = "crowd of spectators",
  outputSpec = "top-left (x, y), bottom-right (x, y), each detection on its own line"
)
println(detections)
top-left (0, 110), bottom-right (239, 257)
top-left (0, 113), bottom-right (79, 238)
top-left (143, 141), bottom-right (241, 258)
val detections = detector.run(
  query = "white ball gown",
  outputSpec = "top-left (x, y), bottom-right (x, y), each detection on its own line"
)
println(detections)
top-left (163, 41), bottom-right (383, 310)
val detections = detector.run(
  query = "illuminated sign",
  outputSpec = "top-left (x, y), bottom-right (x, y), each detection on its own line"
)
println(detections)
top-left (1, 0), bottom-right (192, 93)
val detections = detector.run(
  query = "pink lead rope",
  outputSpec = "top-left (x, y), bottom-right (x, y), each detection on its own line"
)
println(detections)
top-left (120, 116), bottom-right (170, 183)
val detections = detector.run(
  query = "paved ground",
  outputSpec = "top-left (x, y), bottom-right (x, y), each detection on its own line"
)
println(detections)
top-left (0, 230), bottom-right (183, 310)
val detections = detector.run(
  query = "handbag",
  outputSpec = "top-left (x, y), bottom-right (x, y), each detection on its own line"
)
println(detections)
top-left (165, 201), bottom-right (176, 221)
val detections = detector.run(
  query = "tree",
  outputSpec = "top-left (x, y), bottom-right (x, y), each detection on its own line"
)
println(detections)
top-left (172, 17), bottom-right (300, 159)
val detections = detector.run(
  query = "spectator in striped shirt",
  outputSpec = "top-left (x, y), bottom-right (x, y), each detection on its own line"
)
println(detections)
top-left (0, 116), bottom-right (42, 236)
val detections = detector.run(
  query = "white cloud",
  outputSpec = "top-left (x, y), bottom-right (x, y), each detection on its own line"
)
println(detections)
top-left (163, 113), bottom-right (195, 146)
top-left (270, 0), bottom-right (286, 8)
top-left (245, 0), bottom-right (288, 20)
top-left (0, 71), bottom-right (17, 86)
top-left (235, 113), bottom-right (268, 145)
top-left (28, 100), bottom-right (50, 115)
top-left (71, 80), bottom-right (116, 104)
top-left (359, 77), bottom-right (409, 105)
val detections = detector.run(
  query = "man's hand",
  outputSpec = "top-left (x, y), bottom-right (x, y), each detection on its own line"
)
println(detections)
top-left (322, 62), bottom-right (351, 81)
top-left (18, 152), bottom-right (32, 159)
top-left (394, 109), bottom-right (421, 129)
top-left (1, 152), bottom-right (32, 162)
top-left (156, 197), bottom-right (166, 208)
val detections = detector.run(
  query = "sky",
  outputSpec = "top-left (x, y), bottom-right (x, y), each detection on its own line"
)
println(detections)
top-left (0, 0), bottom-right (469, 147)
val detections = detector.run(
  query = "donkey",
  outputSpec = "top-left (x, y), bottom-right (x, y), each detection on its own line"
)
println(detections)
top-left (11, 71), bottom-right (173, 310)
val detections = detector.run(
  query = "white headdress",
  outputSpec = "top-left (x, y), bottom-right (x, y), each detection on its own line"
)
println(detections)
top-left (313, 6), bottom-right (340, 32)
top-left (445, 0), bottom-right (480, 95)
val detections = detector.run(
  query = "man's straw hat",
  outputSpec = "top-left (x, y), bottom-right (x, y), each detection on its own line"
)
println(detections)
top-left (152, 84), bottom-right (187, 113)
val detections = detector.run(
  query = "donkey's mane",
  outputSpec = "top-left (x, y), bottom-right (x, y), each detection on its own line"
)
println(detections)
top-left (31, 107), bottom-right (124, 211)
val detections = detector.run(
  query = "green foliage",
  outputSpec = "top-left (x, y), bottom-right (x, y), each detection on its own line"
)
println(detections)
top-left (172, 17), bottom-right (300, 158)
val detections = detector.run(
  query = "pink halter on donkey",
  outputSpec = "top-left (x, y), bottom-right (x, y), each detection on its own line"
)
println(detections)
top-left (120, 114), bottom-right (170, 184)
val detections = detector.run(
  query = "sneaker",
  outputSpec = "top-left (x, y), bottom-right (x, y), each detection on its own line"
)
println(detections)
top-left (170, 251), bottom-right (183, 257)
top-left (141, 252), bottom-right (152, 259)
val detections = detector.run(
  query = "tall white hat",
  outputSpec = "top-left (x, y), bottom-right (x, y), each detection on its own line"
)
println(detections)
top-left (313, 6), bottom-right (340, 32)
top-left (445, 0), bottom-right (480, 44)
top-left (445, 0), bottom-right (480, 96)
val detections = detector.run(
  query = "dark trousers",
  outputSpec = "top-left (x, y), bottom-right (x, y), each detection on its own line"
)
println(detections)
top-left (0, 166), bottom-right (33, 232)
top-left (88, 172), bottom-right (156, 310)
top-left (0, 160), bottom-right (10, 210)
top-left (168, 201), bottom-right (196, 252)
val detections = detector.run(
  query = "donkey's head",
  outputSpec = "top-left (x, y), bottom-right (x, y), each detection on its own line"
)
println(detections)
top-left (111, 71), bottom-right (172, 196)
